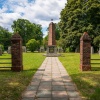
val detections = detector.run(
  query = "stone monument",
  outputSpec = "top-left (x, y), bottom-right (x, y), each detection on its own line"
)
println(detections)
top-left (58, 47), bottom-right (63, 53)
top-left (80, 32), bottom-right (91, 71)
top-left (22, 46), bottom-right (27, 52)
top-left (8, 46), bottom-right (11, 54)
top-left (91, 46), bottom-right (94, 54)
top-left (40, 46), bottom-right (45, 52)
top-left (11, 33), bottom-right (23, 72)
top-left (46, 21), bottom-right (59, 57)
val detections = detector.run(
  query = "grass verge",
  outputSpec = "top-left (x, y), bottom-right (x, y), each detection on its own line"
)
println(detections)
top-left (0, 53), bottom-right (45, 100)
top-left (59, 53), bottom-right (100, 100)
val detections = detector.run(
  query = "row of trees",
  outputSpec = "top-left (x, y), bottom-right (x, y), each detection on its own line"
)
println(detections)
top-left (0, 26), bottom-right (12, 50)
top-left (12, 19), bottom-right (43, 46)
top-left (0, 0), bottom-right (100, 52)
top-left (59, 0), bottom-right (100, 52)
top-left (0, 18), bottom-right (61, 52)
top-left (0, 19), bottom-right (43, 52)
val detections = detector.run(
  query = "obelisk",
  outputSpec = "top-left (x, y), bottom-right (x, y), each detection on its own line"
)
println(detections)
top-left (48, 22), bottom-right (56, 46)
top-left (47, 21), bottom-right (58, 57)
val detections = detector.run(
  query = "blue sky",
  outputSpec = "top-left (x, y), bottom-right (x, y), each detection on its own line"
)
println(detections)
top-left (0, 0), bottom-right (66, 37)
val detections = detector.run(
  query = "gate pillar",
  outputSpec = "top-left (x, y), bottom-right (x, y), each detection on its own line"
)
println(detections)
top-left (80, 32), bottom-right (91, 71)
top-left (11, 33), bottom-right (23, 72)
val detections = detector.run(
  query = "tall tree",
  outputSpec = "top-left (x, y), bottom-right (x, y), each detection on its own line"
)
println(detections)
top-left (11, 19), bottom-right (43, 46)
top-left (59, 0), bottom-right (100, 52)
top-left (43, 34), bottom-right (48, 49)
top-left (55, 23), bottom-right (61, 40)
top-left (0, 26), bottom-right (12, 50)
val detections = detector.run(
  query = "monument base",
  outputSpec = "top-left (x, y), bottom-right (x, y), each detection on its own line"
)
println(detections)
top-left (46, 45), bottom-right (61, 57)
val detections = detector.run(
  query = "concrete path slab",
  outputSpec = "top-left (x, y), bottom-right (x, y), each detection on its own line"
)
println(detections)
top-left (22, 57), bottom-right (82, 100)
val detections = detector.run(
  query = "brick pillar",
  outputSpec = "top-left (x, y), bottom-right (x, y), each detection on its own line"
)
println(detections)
top-left (11, 33), bottom-right (23, 72)
top-left (48, 22), bottom-right (56, 46)
top-left (80, 32), bottom-right (91, 71)
top-left (0, 47), bottom-right (2, 56)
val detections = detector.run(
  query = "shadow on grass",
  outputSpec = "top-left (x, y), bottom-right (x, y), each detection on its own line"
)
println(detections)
top-left (91, 67), bottom-right (100, 71)
top-left (0, 68), bottom-right (39, 72)
top-left (0, 70), bottom-right (11, 72)
top-left (24, 68), bottom-right (38, 71)
top-left (70, 73), bottom-right (100, 100)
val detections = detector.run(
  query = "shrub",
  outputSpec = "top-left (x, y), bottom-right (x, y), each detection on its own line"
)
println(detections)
top-left (0, 44), bottom-right (4, 53)
top-left (26, 39), bottom-right (38, 52)
top-left (66, 47), bottom-right (71, 53)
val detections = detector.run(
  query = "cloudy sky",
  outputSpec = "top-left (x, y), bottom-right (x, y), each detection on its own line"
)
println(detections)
top-left (0, 0), bottom-right (67, 36)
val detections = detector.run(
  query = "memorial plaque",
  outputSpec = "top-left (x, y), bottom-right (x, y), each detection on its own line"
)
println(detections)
top-left (49, 47), bottom-right (54, 53)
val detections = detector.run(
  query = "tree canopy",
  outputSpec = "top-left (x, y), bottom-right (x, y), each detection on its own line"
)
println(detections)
top-left (0, 26), bottom-right (12, 50)
top-left (11, 19), bottom-right (43, 46)
top-left (59, 0), bottom-right (100, 52)
top-left (26, 39), bottom-right (39, 52)
top-left (55, 23), bottom-right (61, 40)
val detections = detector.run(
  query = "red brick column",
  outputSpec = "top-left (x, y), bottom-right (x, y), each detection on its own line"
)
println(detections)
top-left (48, 22), bottom-right (56, 46)
top-left (80, 32), bottom-right (91, 71)
top-left (11, 33), bottom-right (23, 72)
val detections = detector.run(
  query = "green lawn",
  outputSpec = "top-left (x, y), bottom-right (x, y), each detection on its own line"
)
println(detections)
top-left (0, 53), bottom-right (100, 100)
top-left (0, 53), bottom-right (45, 100)
top-left (59, 53), bottom-right (100, 100)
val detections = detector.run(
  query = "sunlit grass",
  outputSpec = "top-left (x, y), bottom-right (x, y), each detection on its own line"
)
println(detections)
top-left (59, 53), bottom-right (100, 100)
top-left (0, 53), bottom-right (100, 100)
top-left (0, 54), bottom-right (11, 67)
top-left (0, 53), bottom-right (45, 100)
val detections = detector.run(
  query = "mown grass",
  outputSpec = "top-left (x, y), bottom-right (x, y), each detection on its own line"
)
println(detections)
top-left (59, 53), bottom-right (100, 100)
top-left (0, 53), bottom-right (45, 100)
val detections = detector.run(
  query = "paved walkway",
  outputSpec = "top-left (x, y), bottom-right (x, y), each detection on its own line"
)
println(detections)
top-left (22, 57), bottom-right (82, 100)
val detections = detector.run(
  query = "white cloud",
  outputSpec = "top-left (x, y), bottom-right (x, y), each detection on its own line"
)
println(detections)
top-left (0, 0), bottom-right (66, 35)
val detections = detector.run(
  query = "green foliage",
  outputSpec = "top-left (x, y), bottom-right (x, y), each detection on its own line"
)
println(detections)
top-left (65, 47), bottom-right (71, 53)
top-left (90, 88), bottom-right (100, 100)
top-left (0, 26), bottom-right (12, 50)
top-left (93, 36), bottom-right (100, 48)
top-left (11, 19), bottom-right (43, 46)
top-left (0, 44), bottom-right (4, 52)
top-left (55, 23), bottom-right (61, 40)
top-left (59, 53), bottom-right (100, 99)
top-left (0, 53), bottom-right (45, 100)
top-left (59, 0), bottom-right (100, 52)
top-left (43, 35), bottom-right (48, 49)
top-left (56, 38), bottom-right (66, 52)
top-left (26, 39), bottom-right (38, 52)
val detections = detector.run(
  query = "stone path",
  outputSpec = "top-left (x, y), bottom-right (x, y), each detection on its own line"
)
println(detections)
top-left (22, 57), bottom-right (82, 100)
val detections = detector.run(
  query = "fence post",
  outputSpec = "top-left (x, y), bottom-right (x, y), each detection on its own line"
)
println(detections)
top-left (80, 32), bottom-right (91, 71)
top-left (11, 33), bottom-right (23, 72)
